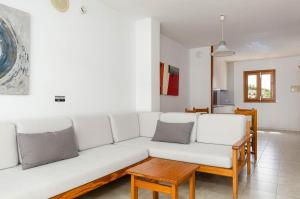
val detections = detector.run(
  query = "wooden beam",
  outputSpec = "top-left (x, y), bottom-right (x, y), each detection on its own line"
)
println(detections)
top-left (51, 158), bottom-right (151, 199)
top-left (135, 179), bottom-right (172, 194)
top-left (197, 165), bottom-right (233, 177)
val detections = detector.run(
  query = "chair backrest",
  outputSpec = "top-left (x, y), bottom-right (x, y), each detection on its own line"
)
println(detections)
top-left (234, 108), bottom-right (257, 132)
top-left (193, 107), bottom-right (209, 114)
top-left (185, 108), bottom-right (194, 113)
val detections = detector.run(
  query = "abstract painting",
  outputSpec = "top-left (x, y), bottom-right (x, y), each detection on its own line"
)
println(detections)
top-left (0, 4), bottom-right (30, 95)
top-left (160, 62), bottom-right (179, 96)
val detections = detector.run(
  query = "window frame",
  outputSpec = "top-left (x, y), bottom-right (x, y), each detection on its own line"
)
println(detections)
top-left (243, 69), bottom-right (276, 103)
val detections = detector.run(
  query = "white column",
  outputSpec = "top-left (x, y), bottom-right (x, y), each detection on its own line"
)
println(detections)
top-left (135, 18), bottom-right (160, 112)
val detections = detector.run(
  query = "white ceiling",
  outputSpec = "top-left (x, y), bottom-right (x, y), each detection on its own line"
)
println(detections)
top-left (101, 0), bottom-right (300, 61)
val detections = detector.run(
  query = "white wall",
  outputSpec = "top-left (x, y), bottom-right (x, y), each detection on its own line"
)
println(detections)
top-left (135, 18), bottom-right (160, 112)
top-left (160, 35), bottom-right (189, 112)
top-left (189, 47), bottom-right (211, 109)
top-left (234, 56), bottom-right (300, 131)
top-left (213, 57), bottom-right (227, 90)
top-left (222, 62), bottom-right (235, 105)
top-left (0, 0), bottom-right (136, 119)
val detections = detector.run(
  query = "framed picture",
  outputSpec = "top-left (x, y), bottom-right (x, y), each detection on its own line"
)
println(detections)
top-left (0, 4), bottom-right (30, 95)
top-left (160, 62), bottom-right (179, 96)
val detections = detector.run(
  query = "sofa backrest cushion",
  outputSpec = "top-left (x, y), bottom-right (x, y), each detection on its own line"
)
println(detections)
top-left (0, 122), bottom-right (18, 170)
top-left (159, 113), bottom-right (198, 142)
top-left (16, 117), bottom-right (73, 134)
top-left (197, 114), bottom-right (246, 145)
top-left (138, 112), bottom-right (161, 137)
top-left (110, 113), bottom-right (140, 142)
top-left (72, 114), bottom-right (113, 151)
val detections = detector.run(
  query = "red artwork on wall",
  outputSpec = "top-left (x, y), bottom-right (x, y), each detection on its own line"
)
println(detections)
top-left (160, 62), bottom-right (179, 96)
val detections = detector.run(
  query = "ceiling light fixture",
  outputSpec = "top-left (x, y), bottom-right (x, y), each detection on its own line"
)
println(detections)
top-left (212, 15), bottom-right (235, 57)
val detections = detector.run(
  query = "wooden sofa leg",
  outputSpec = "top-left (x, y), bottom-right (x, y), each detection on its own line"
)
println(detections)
top-left (247, 139), bottom-right (251, 176)
top-left (232, 149), bottom-right (238, 199)
top-left (254, 133), bottom-right (258, 162)
top-left (131, 175), bottom-right (138, 199)
top-left (232, 174), bottom-right (238, 199)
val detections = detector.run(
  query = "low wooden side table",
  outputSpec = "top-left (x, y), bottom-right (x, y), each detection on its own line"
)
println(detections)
top-left (127, 158), bottom-right (199, 199)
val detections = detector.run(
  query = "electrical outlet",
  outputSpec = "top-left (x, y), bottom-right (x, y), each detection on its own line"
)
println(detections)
top-left (55, 96), bottom-right (65, 102)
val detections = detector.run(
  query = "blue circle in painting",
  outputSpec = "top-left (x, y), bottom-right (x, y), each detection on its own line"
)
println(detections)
top-left (0, 18), bottom-right (17, 79)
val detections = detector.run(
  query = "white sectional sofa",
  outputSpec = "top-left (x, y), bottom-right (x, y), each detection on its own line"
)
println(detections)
top-left (0, 112), bottom-right (251, 199)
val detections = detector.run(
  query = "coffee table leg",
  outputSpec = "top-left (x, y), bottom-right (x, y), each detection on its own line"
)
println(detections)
top-left (171, 184), bottom-right (178, 199)
top-left (153, 191), bottom-right (159, 199)
top-left (151, 180), bottom-right (159, 199)
top-left (189, 172), bottom-right (195, 199)
top-left (131, 175), bottom-right (138, 199)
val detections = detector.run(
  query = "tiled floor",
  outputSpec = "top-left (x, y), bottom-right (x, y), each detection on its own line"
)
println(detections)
top-left (81, 130), bottom-right (300, 199)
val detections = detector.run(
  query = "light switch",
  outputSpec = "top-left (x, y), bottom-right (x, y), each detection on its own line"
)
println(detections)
top-left (55, 96), bottom-right (65, 102)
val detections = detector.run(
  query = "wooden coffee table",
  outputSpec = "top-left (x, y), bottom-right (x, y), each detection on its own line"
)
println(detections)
top-left (127, 158), bottom-right (199, 199)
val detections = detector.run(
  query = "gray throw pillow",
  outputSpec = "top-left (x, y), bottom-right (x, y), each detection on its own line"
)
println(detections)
top-left (17, 127), bottom-right (79, 170)
top-left (152, 121), bottom-right (194, 144)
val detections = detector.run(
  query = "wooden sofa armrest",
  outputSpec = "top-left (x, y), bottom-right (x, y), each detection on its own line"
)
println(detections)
top-left (231, 121), bottom-right (252, 199)
top-left (232, 135), bottom-right (251, 150)
top-left (232, 121), bottom-right (252, 150)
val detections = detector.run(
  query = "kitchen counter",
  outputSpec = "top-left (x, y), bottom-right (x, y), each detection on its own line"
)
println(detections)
top-left (213, 105), bottom-right (235, 114)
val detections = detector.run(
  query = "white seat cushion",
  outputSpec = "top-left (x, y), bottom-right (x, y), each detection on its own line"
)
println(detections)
top-left (0, 145), bottom-right (148, 199)
top-left (72, 114), bottom-right (113, 151)
top-left (160, 113), bottom-right (198, 142)
top-left (117, 137), bottom-right (233, 168)
top-left (110, 113), bottom-right (140, 142)
top-left (0, 122), bottom-right (18, 170)
top-left (197, 114), bottom-right (246, 145)
top-left (138, 112), bottom-right (161, 137)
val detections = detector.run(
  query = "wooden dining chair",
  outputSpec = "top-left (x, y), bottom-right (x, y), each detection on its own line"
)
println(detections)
top-left (185, 108), bottom-right (195, 113)
top-left (193, 107), bottom-right (209, 114)
top-left (234, 107), bottom-right (258, 162)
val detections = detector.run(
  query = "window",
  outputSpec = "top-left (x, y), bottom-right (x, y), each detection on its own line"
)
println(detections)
top-left (244, 69), bottom-right (276, 103)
